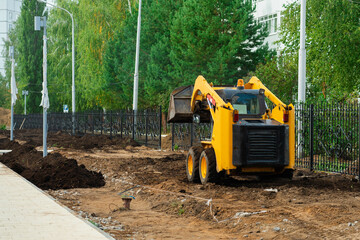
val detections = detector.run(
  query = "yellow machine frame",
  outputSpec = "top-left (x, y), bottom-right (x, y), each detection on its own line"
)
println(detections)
top-left (190, 75), bottom-right (295, 174)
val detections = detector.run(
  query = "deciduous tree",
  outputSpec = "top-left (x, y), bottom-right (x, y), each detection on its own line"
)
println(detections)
top-left (255, 0), bottom-right (360, 102)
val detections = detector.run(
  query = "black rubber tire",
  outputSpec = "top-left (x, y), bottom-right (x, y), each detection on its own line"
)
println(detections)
top-left (280, 169), bottom-right (294, 180)
top-left (186, 146), bottom-right (203, 182)
top-left (199, 148), bottom-right (218, 184)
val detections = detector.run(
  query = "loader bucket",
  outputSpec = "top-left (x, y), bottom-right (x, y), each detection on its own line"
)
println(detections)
top-left (167, 85), bottom-right (194, 123)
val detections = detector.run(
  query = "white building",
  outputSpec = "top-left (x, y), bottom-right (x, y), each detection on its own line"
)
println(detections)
top-left (253, 0), bottom-right (296, 50)
top-left (0, 0), bottom-right (22, 76)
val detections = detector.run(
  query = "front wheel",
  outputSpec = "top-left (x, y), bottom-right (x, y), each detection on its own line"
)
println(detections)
top-left (186, 146), bottom-right (203, 182)
top-left (199, 148), bottom-right (218, 184)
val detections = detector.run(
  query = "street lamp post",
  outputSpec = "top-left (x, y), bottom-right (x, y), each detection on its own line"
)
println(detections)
top-left (133, 0), bottom-right (142, 117)
top-left (22, 90), bottom-right (28, 115)
top-left (298, 0), bottom-right (307, 157)
top-left (38, 0), bottom-right (76, 134)
top-left (35, 15), bottom-right (48, 157)
top-left (9, 46), bottom-right (17, 141)
top-left (298, 0), bottom-right (306, 103)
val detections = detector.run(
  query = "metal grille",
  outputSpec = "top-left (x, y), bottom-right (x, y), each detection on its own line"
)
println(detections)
top-left (248, 129), bottom-right (278, 161)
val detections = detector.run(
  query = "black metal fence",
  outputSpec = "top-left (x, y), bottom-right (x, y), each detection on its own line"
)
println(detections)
top-left (171, 102), bottom-right (360, 177)
top-left (13, 103), bottom-right (360, 176)
top-left (14, 107), bottom-right (162, 148)
top-left (170, 123), bottom-right (212, 150)
top-left (296, 103), bottom-right (359, 176)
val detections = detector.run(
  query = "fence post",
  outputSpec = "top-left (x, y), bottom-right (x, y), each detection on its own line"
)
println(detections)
top-left (84, 113), bottom-right (87, 134)
top-left (145, 110), bottom-right (148, 146)
top-left (92, 112), bottom-right (95, 135)
top-left (190, 122), bottom-right (194, 147)
top-left (172, 122), bottom-right (174, 151)
top-left (159, 106), bottom-right (162, 149)
top-left (110, 110), bottom-right (113, 138)
top-left (132, 110), bottom-right (135, 140)
top-left (100, 111), bottom-right (103, 135)
top-left (75, 112), bottom-right (77, 135)
top-left (120, 111), bottom-right (123, 138)
top-left (310, 104), bottom-right (314, 171)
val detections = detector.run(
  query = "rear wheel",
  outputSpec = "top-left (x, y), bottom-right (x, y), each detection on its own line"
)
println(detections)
top-left (199, 148), bottom-right (218, 184)
top-left (280, 169), bottom-right (294, 180)
top-left (186, 146), bottom-right (202, 182)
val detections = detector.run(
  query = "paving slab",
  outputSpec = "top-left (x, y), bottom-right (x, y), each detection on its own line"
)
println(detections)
top-left (0, 162), bottom-right (114, 240)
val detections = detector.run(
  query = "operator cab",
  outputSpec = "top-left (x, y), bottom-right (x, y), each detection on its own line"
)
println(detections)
top-left (215, 89), bottom-right (266, 119)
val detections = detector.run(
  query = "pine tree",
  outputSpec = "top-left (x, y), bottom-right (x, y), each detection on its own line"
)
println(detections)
top-left (170, 0), bottom-right (271, 86)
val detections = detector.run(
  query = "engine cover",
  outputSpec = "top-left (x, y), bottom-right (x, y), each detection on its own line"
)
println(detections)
top-left (232, 119), bottom-right (289, 167)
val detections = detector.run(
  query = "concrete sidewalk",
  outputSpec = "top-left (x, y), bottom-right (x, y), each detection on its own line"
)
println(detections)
top-left (0, 162), bottom-right (114, 240)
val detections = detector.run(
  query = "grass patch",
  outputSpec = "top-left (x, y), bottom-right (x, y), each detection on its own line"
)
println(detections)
top-left (170, 201), bottom-right (185, 216)
top-left (316, 160), bottom-right (349, 172)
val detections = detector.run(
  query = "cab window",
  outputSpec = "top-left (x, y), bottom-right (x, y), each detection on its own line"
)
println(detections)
top-left (232, 94), bottom-right (260, 115)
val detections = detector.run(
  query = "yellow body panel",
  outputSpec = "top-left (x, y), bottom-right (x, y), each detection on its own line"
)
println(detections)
top-left (211, 107), bottom-right (236, 172)
top-left (191, 75), bottom-right (295, 174)
top-left (287, 104), bottom-right (295, 170)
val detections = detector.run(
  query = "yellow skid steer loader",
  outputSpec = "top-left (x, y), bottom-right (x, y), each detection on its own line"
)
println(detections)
top-left (168, 75), bottom-right (295, 184)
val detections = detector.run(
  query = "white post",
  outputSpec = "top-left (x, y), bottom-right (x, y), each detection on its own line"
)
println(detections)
top-left (133, 0), bottom-right (142, 117)
top-left (71, 13), bottom-right (75, 134)
top-left (10, 46), bottom-right (15, 141)
top-left (298, 0), bottom-right (306, 103)
top-left (43, 18), bottom-right (48, 157)
top-left (11, 104), bottom-right (14, 140)
top-left (37, 0), bottom-right (75, 134)
top-left (22, 90), bottom-right (28, 115)
top-left (35, 15), bottom-right (48, 157)
top-left (24, 94), bottom-right (27, 115)
top-left (298, 0), bottom-right (306, 157)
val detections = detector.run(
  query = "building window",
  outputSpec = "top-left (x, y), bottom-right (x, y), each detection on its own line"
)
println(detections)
top-left (9, 12), bottom-right (12, 20)
top-left (9, 24), bottom-right (12, 31)
top-left (257, 13), bottom-right (278, 34)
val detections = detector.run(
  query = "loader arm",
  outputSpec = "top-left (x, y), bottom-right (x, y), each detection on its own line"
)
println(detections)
top-left (190, 75), bottom-right (233, 119)
top-left (246, 76), bottom-right (286, 108)
top-left (246, 76), bottom-right (295, 170)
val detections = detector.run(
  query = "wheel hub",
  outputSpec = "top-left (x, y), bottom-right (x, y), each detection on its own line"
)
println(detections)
top-left (201, 156), bottom-right (207, 179)
top-left (187, 155), bottom-right (193, 176)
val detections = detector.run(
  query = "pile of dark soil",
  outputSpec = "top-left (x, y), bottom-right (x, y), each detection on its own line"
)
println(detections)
top-left (0, 129), bottom-right (140, 150)
top-left (0, 138), bottom-right (105, 190)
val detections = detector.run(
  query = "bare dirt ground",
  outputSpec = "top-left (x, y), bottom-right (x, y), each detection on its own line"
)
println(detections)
top-left (1, 129), bottom-right (360, 239)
